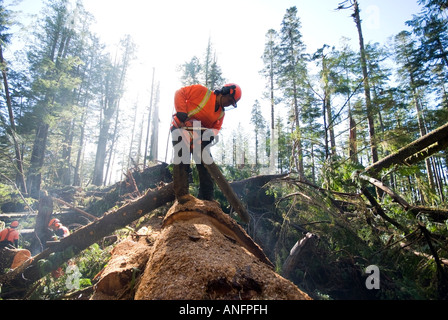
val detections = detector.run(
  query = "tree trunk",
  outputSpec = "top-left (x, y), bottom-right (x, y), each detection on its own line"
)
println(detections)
top-left (409, 72), bottom-right (436, 192)
top-left (353, 0), bottom-right (379, 165)
top-left (282, 232), bottom-right (318, 279)
top-left (27, 123), bottom-right (50, 198)
top-left (143, 68), bottom-right (155, 168)
top-left (149, 82), bottom-right (160, 162)
top-left (92, 117), bottom-right (111, 186)
top-left (364, 121), bottom-right (448, 175)
top-left (30, 193), bottom-right (54, 255)
top-left (0, 44), bottom-right (27, 193)
top-left (73, 106), bottom-right (87, 187)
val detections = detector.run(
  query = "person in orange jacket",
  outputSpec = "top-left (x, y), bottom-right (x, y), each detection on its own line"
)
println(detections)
top-left (48, 218), bottom-right (70, 239)
top-left (171, 83), bottom-right (242, 201)
top-left (0, 220), bottom-right (20, 248)
top-left (48, 218), bottom-right (70, 278)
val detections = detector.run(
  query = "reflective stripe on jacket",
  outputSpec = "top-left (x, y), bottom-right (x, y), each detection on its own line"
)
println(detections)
top-left (173, 84), bottom-right (225, 130)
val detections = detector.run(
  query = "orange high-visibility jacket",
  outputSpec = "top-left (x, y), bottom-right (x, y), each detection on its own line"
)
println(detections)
top-left (0, 227), bottom-right (19, 244)
top-left (173, 84), bottom-right (225, 131)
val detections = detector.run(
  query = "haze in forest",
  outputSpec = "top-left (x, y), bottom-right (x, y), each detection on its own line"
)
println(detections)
top-left (3, 0), bottom-right (422, 184)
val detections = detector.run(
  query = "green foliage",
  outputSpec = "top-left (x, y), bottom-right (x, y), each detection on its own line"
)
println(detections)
top-left (0, 183), bottom-right (36, 213)
top-left (30, 243), bottom-right (111, 300)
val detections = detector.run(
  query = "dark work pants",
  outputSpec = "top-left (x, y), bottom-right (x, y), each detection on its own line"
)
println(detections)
top-left (172, 129), bottom-right (214, 201)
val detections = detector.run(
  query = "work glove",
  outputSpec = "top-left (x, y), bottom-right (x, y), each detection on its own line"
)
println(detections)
top-left (176, 112), bottom-right (188, 123)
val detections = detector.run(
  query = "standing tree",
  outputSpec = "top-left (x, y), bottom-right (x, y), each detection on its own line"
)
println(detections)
top-left (72, 35), bottom-right (106, 187)
top-left (179, 39), bottom-right (225, 89)
top-left (0, 0), bottom-right (26, 193)
top-left (92, 35), bottom-right (135, 186)
top-left (276, 6), bottom-right (307, 178)
top-left (250, 99), bottom-right (267, 169)
top-left (149, 81), bottom-right (160, 162)
top-left (261, 28), bottom-right (280, 173)
top-left (312, 45), bottom-right (337, 160)
top-left (394, 30), bottom-right (436, 194)
top-left (178, 56), bottom-right (202, 86)
top-left (337, 0), bottom-right (379, 167)
top-left (25, 0), bottom-right (83, 198)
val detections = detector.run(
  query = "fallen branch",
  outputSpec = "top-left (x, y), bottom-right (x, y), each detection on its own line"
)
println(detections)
top-left (52, 197), bottom-right (98, 221)
top-left (408, 206), bottom-right (448, 223)
top-left (400, 242), bottom-right (448, 267)
top-left (361, 187), bottom-right (408, 233)
top-left (359, 174), bottom-right (411, 210)
top-left (359, 174), bottom-right (448, 223)
top-left (418, 223), bottom-right (448, 283)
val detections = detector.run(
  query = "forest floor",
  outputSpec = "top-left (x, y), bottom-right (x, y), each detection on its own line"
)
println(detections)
top-left (1, 160), bottom-right (448, 300)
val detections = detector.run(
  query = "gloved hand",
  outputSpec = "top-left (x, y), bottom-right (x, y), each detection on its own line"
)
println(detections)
top-left (176, 112), bottom-right (188, 123)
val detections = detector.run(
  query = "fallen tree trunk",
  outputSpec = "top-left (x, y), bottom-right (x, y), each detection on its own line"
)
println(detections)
top-left (0, 172), bottom-right (293, 298)
top-left (0, 183), bottom-right (175, 297)
top-left (130, 196), bottom-right (310, 300)
top-left (204, 162), bottom-right (250, 223)
top-left (364, 122), bottom-right (448, 175)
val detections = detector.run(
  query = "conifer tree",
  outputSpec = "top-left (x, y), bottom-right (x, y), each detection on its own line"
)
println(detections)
top-left (0, 0), bottom-right (26, 193)
top-left (25, 0), bottom-right (83, 197)
top-left (261, 29), bottom-right (280, 173)
top-left (250, 99), bottom-right (267, 169)
top-left (276, 6), bottom-right (307, 177)
top-left (92, 35), bottom-right (135, 186)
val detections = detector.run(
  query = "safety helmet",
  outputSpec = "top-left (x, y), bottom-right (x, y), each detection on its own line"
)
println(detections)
top-left (48, 218), bottom-right (60, 228)
top-left (223, 83), bottom-right (242, 107)
top-left (10, 221), bottom-right (19, 228)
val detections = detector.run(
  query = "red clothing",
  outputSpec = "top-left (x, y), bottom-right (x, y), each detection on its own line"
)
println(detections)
top-left (54, 225), bottom-right (70, 238)
top-left (173, 84), bottom-right (225, 131)
top-left (0, 228), bottom-right (19, 245)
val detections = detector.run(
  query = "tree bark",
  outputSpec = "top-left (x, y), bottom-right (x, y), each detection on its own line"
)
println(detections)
top-left (27, 123), bottom-right (50, 198)
top-left (30, 193), bottom-right (54, 255)
top-left (0, 44), bottom-right (27, 193)
top-left (353, 0), bottom-right (379, 166)
top-left (282, 232), bottom-right (318, 279)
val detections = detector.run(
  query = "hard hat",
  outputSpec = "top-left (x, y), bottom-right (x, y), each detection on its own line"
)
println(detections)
top-left (49, 218), bottom-right (60, 227)
top-left (223, 83), bottom-right (242, 106)
top-left (10, 221), bottom-right (19, 228)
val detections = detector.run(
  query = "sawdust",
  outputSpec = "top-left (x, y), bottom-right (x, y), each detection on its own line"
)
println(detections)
top-left (92, 196), bottom-right (311, 300)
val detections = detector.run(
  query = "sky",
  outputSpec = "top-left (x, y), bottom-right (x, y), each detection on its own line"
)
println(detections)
top-left (4, 0), bottom-right (423, 177)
